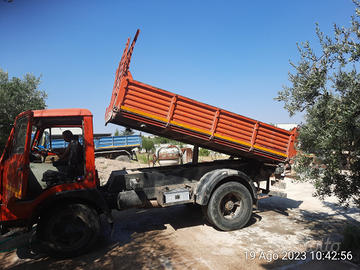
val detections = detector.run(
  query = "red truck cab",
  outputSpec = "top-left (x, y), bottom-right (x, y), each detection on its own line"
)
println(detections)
top-left (0, 108), bottom-right (112, 257)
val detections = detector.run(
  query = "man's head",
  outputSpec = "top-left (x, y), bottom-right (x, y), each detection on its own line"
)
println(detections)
top-left (62, 130), bottom-right (73, 142)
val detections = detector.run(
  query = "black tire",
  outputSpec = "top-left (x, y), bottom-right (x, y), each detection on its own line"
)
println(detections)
top-left (115, 155), bottom-right (131, 163)
top-left (206, 181), bottom-right (252, 231)
top-left (201, 204), bottom-right (214, 225)
top-left (36, 203), bottom-right (100, 258)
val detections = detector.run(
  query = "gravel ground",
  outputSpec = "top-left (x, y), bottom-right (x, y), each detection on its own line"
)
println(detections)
top-left (0, 158), bottom-right (359, 269)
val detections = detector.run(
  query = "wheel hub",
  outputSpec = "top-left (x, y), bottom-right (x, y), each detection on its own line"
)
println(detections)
top-left (225, 201), bottom-right (234, 211)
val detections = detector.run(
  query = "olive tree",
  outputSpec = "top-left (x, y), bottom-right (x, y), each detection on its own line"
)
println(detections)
top-left (141, 136), bottom-right (155, 153)
top-left (0, 68), bottom-right (47, 148)
top-left (276, 1), bottom-right (360, 207)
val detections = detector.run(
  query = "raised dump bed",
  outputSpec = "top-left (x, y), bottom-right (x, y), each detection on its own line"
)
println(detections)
top-left (105, 30), bottom-right (297, 164)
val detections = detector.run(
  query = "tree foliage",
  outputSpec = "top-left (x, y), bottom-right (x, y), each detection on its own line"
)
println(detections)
top-left (141, 136), bottom-right (155, 153)
top-left (152, 136), bottom-right (183, 146)
top-left (276, 1), bottom-right (360, 207)
top-left (0, 68), bottom-right (47, 148)
top-left (114, 127), bottom-right (135, 136)
top-left (113, 128), bottom-right (120, 136)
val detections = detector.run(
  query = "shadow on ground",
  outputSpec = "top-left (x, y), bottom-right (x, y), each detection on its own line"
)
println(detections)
top-left (0, 205), bottom-right (209, 269)
top-left (0, 195), bottom-right (359, 269)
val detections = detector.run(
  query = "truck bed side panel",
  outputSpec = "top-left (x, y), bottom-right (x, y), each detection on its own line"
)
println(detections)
top-left (106, 74), bottom-right (297, 163)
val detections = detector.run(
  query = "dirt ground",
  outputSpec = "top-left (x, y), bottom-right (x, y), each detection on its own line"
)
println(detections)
top-left (1, 158), bottom-right (360, 270)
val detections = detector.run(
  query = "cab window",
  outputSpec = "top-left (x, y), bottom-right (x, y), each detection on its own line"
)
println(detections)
top-left (11, 115), bottom-right (29, 155)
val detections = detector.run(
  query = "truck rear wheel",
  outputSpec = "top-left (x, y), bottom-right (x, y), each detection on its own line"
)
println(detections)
top-left (115, 155), bottom-right (131, 163)
top-left (206, 181), bottom-right (252, 231)
top-left (201, 204), bottom-right (214, 225)
top-left (37, 203), bottom-right (100, 258)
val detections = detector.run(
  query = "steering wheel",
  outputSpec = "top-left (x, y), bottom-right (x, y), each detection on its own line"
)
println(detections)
top-left (31, 145), bottom-right (61, 163)
top-left (32, 145), bottom-right (59, 156)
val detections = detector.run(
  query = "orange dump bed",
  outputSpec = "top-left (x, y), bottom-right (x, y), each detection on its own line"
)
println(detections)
top-left (105, 30), bottom-right (297, 163)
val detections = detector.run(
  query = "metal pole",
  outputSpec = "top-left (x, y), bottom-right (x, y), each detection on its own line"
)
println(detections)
top-left (193, 143), bottom-right (199, 164)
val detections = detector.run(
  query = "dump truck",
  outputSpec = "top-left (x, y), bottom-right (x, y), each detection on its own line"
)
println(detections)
top-left (46, 134), bottom-right (142, 162)
top-left (0, 30), bottom-right (298, 258)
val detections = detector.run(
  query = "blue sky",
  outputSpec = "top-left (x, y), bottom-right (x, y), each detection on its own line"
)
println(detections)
top-left (0, 0), bottom-right (356, 135)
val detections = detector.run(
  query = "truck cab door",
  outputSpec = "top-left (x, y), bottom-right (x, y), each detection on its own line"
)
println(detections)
top-left (1, 110), bottom-right (33, 207)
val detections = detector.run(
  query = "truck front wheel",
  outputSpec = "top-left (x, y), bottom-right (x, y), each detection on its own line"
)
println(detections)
top-left (206, 181), bottom-right (252, 231)
top-left (37, 203), bottom-right (100, 258)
